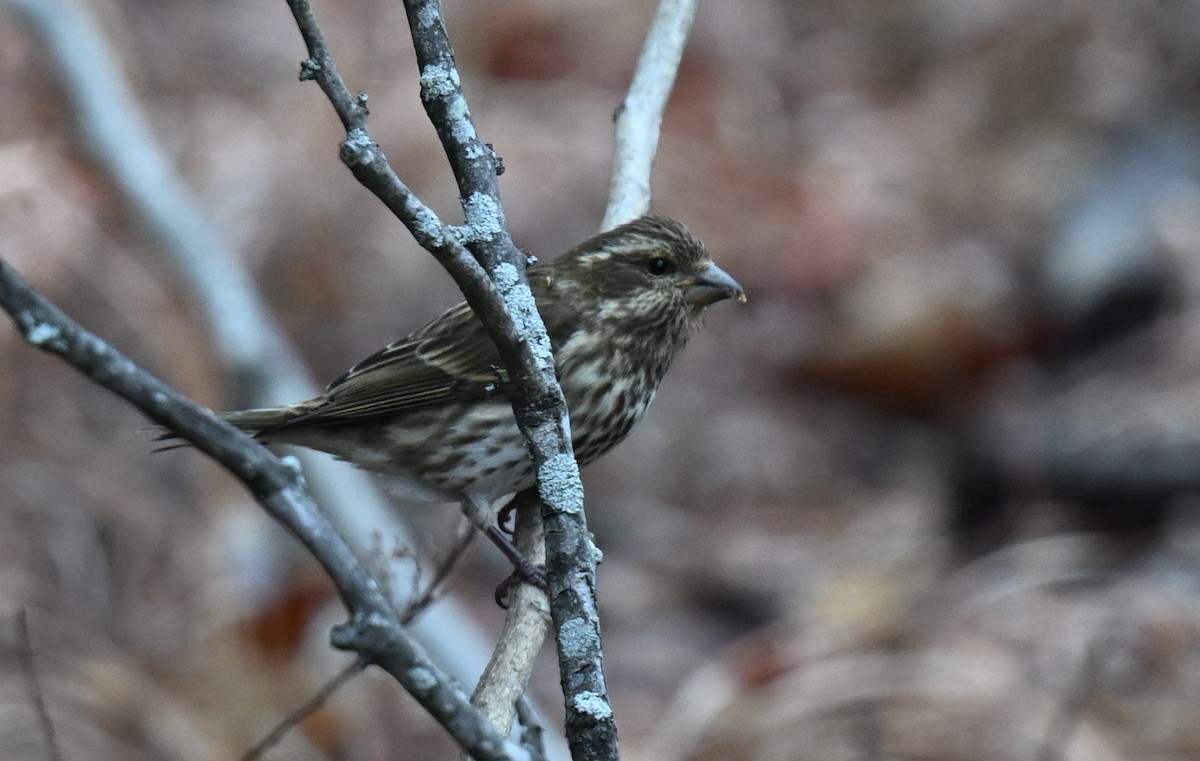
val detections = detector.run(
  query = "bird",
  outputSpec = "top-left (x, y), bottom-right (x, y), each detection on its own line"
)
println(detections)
top-left (213, 215), bottom-right (744, 553)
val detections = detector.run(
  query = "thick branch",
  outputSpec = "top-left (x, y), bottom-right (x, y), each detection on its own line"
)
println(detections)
top-left (603, 0), bottom-right (701, 230)
top-left (397, 0), bottom-right (569, 441)
top-left (398, 3), bottom-right (619, 757)
top-left (0, 259), bottom-right (528, 761)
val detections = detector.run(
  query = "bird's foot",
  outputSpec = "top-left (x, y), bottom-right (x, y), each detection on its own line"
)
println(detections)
top-left (484, 524), bottom-right (547, 607)
top-left (493, 563), bottom-right (548, 608)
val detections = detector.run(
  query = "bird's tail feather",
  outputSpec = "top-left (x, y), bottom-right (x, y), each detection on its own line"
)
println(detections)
top-left (219, 404), bottom-right (313, 433)
top-left (151, 401), bottom-right (318, 450)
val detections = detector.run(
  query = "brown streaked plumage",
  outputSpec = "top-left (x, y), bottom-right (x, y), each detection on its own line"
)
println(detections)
top-left (219, 215), bottom-right (744, 524)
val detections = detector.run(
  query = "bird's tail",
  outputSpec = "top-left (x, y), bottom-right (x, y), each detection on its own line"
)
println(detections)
top-left (152, 400), bottom-right (321, 450)
top-left (219, 403), bottom-right (317, 434)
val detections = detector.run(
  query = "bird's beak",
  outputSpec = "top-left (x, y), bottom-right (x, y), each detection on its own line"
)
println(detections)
top-left (684, 262), bottom-right (746, 306)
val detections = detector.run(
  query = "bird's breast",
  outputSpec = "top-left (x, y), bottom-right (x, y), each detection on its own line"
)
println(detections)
top-left (556, 335), bottom-right (664, 465)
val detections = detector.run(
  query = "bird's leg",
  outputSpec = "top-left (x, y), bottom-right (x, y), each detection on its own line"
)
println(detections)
top-left (461, 494), bottom-right (546, 597)
top-left (486, 524), bottom-right (547, 607)
top-left (459, 492), bottom-right (495, 532)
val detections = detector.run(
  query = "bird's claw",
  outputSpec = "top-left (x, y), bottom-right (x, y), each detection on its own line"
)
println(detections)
top-left (494, 561), bottom-right (548, 608)
top-left (497, 500), bottom-right (517, 535)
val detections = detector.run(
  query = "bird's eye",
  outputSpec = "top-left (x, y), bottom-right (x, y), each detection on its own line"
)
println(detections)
top-left (646, 257), bottom-right (676, 276)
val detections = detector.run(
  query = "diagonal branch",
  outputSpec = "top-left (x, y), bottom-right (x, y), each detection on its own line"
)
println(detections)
top-left (4, 0), bottom-right (281, 378)
top-left (0, 259), bottom-right (529, 761)
top-left (242, 657), bottom-right (366, 761)
top-left (7, 0), bottom-right (506, 700)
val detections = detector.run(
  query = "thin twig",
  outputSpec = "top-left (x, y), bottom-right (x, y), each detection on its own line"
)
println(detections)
top-left (242, 657), bottom-right (367, 761)
top-left (603, 0), bottom-right (701, 231)
top-left (516, 697), bottom-right (550, 761)
top-left (288, 0), bottom-right (616, 755)
top-left (243, 527), bottom-right (474, 761)
top-left (0, 259), bottom-right (528, 761)
top-left (401, 521), bottom-right (476, 626)
top-left (283, 0), bottom-right (517, 335)
top-left (15, 611), bottom-right (63, 761)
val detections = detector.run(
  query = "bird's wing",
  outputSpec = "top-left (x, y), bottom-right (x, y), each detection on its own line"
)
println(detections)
top-left (262, 268), bottom-right (583, 432)
top-left (274, 301), bottom-right (505, 429)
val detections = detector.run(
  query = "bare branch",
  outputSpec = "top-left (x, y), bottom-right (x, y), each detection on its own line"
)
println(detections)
top-left (11, 0), bottom-right (696, 755)
top-left (0, 259), bottom-right (529, 761)
top-left (467, 491), bottom-right (570, 761)
top-left (283, 0), bottom-right (516, 339)
top-left (515, 697), bottom-right (551, 761)
top-left (8, 0), bottom-right (507, 698)
top-left (401, 522), bottom-right (477, 627)
top-left (244, 530), bottom-right (473, 761)
top-left (285, 0), bottom-right (618, 754)
top-left (603, 0), bottom-right (702, 230)
top-left (395, 3), bottom-right (619, 756)
top-left (242, 657), bottom-right (366, 761)
top-left (470, 490), bottom-right (551, 736)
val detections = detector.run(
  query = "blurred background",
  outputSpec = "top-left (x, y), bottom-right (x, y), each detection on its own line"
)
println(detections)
top-left (5, 0), bottom-right (1200, 758)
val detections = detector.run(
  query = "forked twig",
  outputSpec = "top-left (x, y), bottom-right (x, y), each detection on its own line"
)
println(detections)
top-left (285, 0), bottom-right (615, 756)
top-left (15, 611), bottom-right (63, 761)
top-left (243, 527), bottom-right (475, 761)
top-left (241, 657), bottom-right (367, 761)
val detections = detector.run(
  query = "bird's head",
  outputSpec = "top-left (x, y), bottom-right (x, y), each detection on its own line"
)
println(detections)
top-left (537, 215), bottom-right (745, 340)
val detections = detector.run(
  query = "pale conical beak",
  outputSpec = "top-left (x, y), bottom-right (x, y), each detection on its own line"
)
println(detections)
top-left (685, 262), bottom-right (746, 306)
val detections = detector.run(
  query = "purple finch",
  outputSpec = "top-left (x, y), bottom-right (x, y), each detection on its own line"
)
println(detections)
top-left (218, 215), bottom-right (744, 530)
